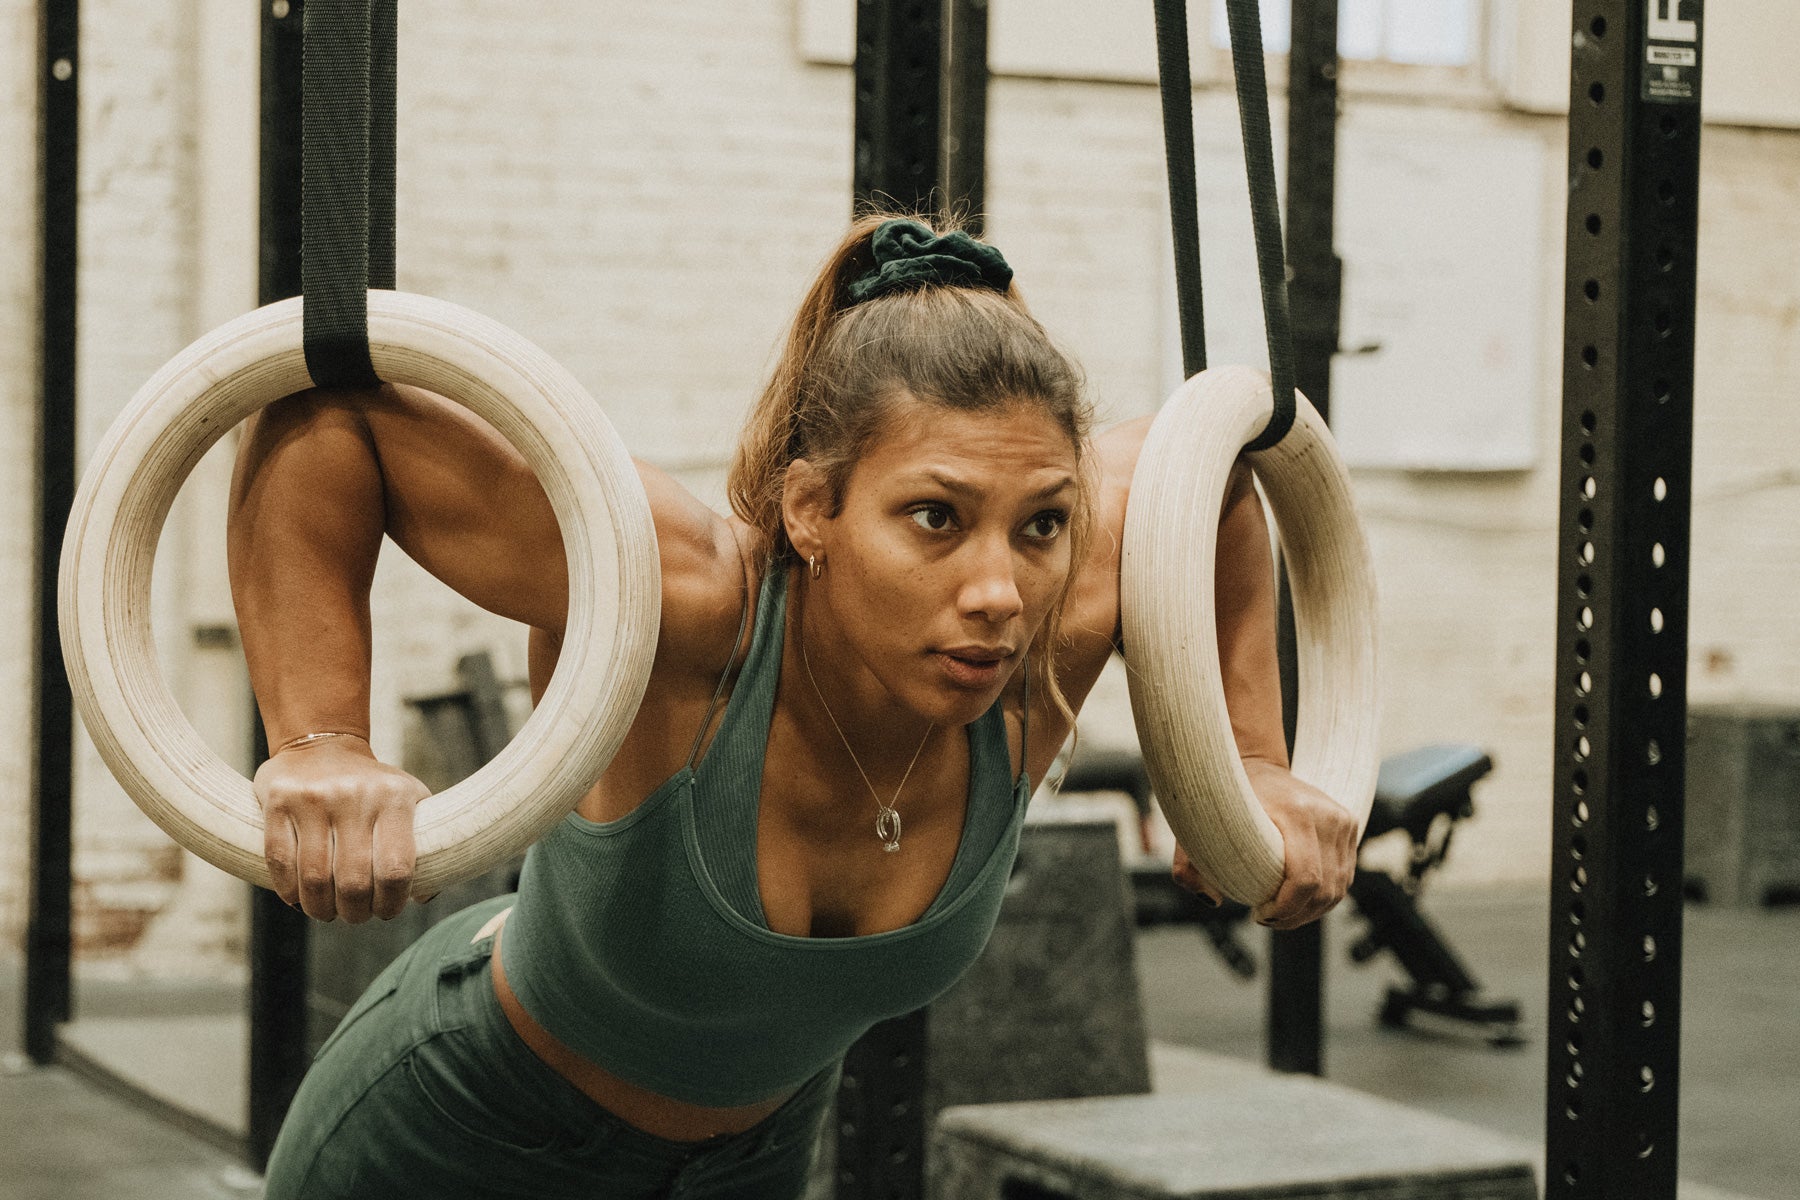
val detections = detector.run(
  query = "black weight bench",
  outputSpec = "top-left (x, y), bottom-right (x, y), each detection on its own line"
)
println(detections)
top-left (1062, 741), bottom-right (1523, 1045)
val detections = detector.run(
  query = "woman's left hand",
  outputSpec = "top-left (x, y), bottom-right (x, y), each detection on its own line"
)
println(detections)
top-left (1166, 759), bottom-right (1360, 928)
top-left (1241, 758), bottom-right (1360, 930)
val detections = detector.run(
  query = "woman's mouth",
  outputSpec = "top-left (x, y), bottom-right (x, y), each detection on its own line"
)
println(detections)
top-left (935, 650), bottom-right (1008, 689)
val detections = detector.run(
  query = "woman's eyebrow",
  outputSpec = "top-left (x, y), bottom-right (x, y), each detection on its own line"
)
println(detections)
top-left (906, 470), bottom-right (1076, 500)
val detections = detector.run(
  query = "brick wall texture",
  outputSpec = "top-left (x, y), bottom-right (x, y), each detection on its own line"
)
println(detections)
top-left (1, 2), bottom-right (1797, 973)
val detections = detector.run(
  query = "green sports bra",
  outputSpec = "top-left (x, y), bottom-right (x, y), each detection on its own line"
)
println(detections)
top-left (499, 562), bottom-right (1031, 1106)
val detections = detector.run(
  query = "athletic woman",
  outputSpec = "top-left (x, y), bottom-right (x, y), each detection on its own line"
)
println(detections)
top-left (230, 215), bottom-right (1359, 1199)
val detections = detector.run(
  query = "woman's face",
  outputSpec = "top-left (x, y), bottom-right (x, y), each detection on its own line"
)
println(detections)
top-left (790, 397), bottom-right (1082, 728)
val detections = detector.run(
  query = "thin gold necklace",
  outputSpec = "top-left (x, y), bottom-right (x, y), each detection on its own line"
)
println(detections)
top-left (798, 623), bottom-right (934, 854)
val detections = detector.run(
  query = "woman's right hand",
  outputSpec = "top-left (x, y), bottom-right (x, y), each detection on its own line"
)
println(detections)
top-left (254, 736), bottom-right (432, 923)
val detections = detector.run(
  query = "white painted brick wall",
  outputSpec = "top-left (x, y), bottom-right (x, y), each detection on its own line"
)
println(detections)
top-left (0, 0), bottom-right (41, 954)
top-left (4, 2), bottom-right (1800, 964)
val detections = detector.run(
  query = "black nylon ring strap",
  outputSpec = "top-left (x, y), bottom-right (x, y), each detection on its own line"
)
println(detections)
top-left (1153, 0), bottom-right (1298, 450)
top-left (301, 0), bottom-right (397, 389)
top-left (1224, 0), bottom-right (1297, 451)
top-left (1154, 0), bottom-right (1208, 379)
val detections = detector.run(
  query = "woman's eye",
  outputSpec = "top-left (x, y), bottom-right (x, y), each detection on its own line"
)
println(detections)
top-left (910, 506), bottom-right (953, 532)
top-left (1024, 511), bottom-right (1066, 539)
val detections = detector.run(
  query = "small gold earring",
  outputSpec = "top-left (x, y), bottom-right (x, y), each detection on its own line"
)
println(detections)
top-left (809, 554), bottom-right (823, 580)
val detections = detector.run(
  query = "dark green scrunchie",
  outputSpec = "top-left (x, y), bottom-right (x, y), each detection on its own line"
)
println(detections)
top-left (846, 218), bottom-right (1015, 304)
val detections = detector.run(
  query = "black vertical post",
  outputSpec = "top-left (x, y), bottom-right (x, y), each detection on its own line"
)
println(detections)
top-left (839, 7), bottom-right (985, 1197)
top-left (853, 0), bottom-right (945, 217)
top-left (1547, 3), bottom-right (1700, 1197)
top-left (1265, 0), bottom-right (1340, 1078)
top-left (25, 0), bottom-right (80, 1068)
top-left (26, 0), bottom-right (79, 1065)
top-left (248, 0), bottom-right (311, 1169)
top-left (939, 0), bottom-right (989, 234)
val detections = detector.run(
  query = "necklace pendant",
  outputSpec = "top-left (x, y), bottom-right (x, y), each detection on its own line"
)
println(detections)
top-left (876, 806), bottom-right (903, 852)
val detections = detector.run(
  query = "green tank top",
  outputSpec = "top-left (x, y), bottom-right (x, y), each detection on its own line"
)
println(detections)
top-left (499, 563), bottom-right (1031, 1106)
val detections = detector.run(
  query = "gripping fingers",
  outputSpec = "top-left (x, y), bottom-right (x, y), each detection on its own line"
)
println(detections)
top-left (293, 815), bottom-right (339, 921)
top-left (263, 809), bottom-right (301, 909)
top-left (332, 819), bottom-right (377, 926)
top-left (1255, 826), bottom-right (1325, 930)
top-left (370, 801), bottom-right (418, 921)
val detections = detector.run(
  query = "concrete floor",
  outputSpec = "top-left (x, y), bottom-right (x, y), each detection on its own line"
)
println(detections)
top-left (3, 884), bottom-right (1795, 1199)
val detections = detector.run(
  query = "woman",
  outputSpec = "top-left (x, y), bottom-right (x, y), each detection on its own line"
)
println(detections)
top-left (230, 215), bottom-right (1358, 1199)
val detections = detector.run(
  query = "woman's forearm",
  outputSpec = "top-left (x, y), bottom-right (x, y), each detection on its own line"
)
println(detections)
top-left (228, 392), bottom-right (385, 749)
top-left (1214, 458), bottom-right (1290, 769)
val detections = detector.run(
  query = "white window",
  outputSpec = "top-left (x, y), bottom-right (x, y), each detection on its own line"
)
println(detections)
top-left (1210, 0), bottom-right (1478, 68)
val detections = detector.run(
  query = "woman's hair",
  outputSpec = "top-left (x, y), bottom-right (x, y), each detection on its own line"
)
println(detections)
top-left (727, 211), bottom-right (1096, 733)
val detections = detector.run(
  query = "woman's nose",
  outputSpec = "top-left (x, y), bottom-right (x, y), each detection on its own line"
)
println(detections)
top-left (958, 539), bottom-right (1024, 622)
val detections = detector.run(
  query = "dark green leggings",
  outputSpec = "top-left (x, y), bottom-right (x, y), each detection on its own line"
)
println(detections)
top-left (263, 894), bottom-right (838, 1199)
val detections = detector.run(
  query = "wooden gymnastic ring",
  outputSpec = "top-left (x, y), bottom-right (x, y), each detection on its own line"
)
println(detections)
top-left (58, 290), bottom-right (661, 894)
top-left (1121, 364), bottom-right (1379, 904)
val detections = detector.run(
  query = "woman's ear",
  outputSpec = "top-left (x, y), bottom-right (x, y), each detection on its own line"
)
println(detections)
top-left (781, 458), bottom-right (831, 561)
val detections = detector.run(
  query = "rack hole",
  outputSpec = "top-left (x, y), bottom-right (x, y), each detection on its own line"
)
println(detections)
top-left (1640, 1065), bottom-right (1655, 1092)
top-left (1589, 81), bottom-right (1605, 106)
top-left (1576, 800), bottom-right (1591, 825)
top-left (1651, 607), bottom-right (1664, 632)
top-left (1578, 506), bottom-right (1593, 531)
top-left (1585, 212), bottom-right (1602, 235)
top-left (1652, 543), bottom-right (1666, 568)
top-left (1577, 575), bottom-right (1592, 599)
top-left (1646, 804), bottom-right (1660, 831)
top-left (1587, 147), bottom-right (1604, 170)
top-left (1590, 15), bottom-right (1606, 37)
top-left (1582, 345), bottom-right (1598, 367)
top-left (1579, 444), bottom-right (1595, 466)
top-left (1647, 739), bottom-right (1662, 765)
top-left (1655, 308), bottom-right (1672, 336)
top-left (1576, 638), bottom-right (1591, 662)
top-left (1583, 476), bottom-right (1598, 499)
top-left (1642, 1000), bottom-right (1656, 1027)
top-left (1574, 704), bottom-right (1589, 726)
top-left (1575, 735), bottom-right (1591, 761)
top-left (1653, 477), bottom-right (1667, 502)
top-left (1644, 874), bottom-right (1660, 897)
top-left (1643, 934), bottom-right (1657, 961)
top-left (1583, 280), bottom-right (1600, 303)
top-left (1577, 671), bottom-right (1593, 696)
top-left (1658, 179), bottom-right (1676, 206)
top-left (1579, 543), bottom-right (1595, 567)
top-left (1649, 672), bottom-right (1663, 698)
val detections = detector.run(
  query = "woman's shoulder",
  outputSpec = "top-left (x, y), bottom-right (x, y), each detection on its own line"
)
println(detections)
top-left (635, 460), bottom-right (757, 681)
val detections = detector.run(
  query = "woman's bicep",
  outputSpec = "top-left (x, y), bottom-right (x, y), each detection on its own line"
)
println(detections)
top-left (1061, 417), bottom-right (1287, 768)
top-left (360, 384), bottom-right (570, 633)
